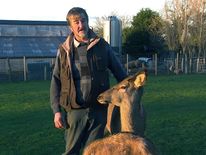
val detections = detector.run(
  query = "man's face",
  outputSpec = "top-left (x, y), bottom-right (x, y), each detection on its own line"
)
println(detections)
top-left (69, 13), bottom-right (89, 42)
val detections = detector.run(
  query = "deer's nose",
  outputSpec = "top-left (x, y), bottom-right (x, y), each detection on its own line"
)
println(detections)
top-left (97, 95), bottom-right (109, 104)
top-left (97, 95), bottom-right (103, 103)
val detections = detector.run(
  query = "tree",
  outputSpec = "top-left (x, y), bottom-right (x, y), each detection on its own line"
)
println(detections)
top-left (92, 12), bottom-right (132, 38)
top-left (92, 16), bottom-right (107, 37)
top-left (123, 8), bottom-right (165, 57)
top-left (189, 0), bottom-right (206, 58)
top-left (162, 0), bottom-right (206, 73)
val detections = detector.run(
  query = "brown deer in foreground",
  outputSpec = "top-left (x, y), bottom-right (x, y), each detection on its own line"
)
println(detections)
top-left (103, 70), bottom-right (146, 136)
top-left (83, 70), bottom-right (158, 155)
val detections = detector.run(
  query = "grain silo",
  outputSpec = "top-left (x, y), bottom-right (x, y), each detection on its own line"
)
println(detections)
top-left (103, 16), bottom-right (122, 57)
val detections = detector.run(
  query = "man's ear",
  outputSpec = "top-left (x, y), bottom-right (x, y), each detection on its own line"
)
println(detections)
top-left (134, 72), bottom-right (146, 88)
top-left (69, 26), bottom-right (73, 33)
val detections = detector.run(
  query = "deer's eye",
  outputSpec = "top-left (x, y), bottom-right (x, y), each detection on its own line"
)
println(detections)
top-left (117, 84), bottom-right (128, 93)
top-left (119, 84), bottom-right (127, 90)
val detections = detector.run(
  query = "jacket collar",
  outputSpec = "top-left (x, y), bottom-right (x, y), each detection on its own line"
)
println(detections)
top-left (62, 29), bottom-right (100, 52)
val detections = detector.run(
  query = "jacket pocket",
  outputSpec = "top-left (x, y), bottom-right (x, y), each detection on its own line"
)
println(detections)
top-left (94, 55), bottom-right (107, 71)
top-left (60, 92), bottom-right (71, 111)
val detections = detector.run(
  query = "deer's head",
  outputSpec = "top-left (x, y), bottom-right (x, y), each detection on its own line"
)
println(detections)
top-left (97, 70), bottom-right (147, 107)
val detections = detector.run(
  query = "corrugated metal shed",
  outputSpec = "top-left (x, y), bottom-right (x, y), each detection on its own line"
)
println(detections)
top-left (0, 20), bottom-right (69, 57)
top-left (0, 36), bottom-right (66, 57)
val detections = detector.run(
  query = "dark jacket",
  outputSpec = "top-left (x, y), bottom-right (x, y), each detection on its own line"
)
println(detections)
top-left (50, 29), bottom-right (127, 113)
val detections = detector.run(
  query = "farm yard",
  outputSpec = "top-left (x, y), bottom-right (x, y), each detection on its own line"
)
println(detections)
top-left (0, 74), bottom-right (206, 155)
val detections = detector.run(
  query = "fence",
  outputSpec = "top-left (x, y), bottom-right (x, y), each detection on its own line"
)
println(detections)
top-left (0, 55), bottom-right (206, 82)
top-left (163, 57), bottom-right (206, 74)
top-left (126, 54), bottom-right (206, 75)
top-left (0, 56), bottom-right (55, 81)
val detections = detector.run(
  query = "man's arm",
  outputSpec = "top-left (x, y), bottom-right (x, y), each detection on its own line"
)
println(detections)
top-left (50, 52), bottom-right (64, 129)
top-left (107, 44), bottom-right (127, 82)
top-left (50, 52), bottom-right (61, 114)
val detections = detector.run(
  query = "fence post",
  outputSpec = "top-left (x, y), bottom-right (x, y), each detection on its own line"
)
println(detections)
top-left (189, 58), bottom-right (192, 73)
top-left (7, 58), bottom-right (12, 81)
top-left (44, 65), bottom-right (47, 80)
top-left (23, 56), bottom-right (27, 81)
top-left (175, 53), bottom-right (179, 75)
top-left (154, 53), bottom-right (157, 75)
top-left (196, 58), bottom-right (199, 73)
top-left (181, 57), bottom-right (184, 73)
top-left (185, 53), bottom-right (188, 74)
top-left (126, 54), bottom-right (129, 74)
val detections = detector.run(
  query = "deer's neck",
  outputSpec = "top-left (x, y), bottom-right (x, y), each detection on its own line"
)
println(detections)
top-left (120, 100), bottom-right (136, 133)
top-left (120, 95), bottom-right (144, 135)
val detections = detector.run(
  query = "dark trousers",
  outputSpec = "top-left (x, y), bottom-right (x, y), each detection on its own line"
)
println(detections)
top-left (63, 108), bottom-right (107, 155)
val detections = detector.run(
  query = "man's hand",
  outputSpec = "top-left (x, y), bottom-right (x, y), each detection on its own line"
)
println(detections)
top-left (54, 112), bottom-right (64, 129)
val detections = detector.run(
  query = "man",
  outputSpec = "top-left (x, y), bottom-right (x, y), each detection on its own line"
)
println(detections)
top-left (50, 7), bottom-right (127, 155)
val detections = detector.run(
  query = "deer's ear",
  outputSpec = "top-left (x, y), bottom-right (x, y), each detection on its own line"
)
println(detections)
top-left (134, 72), bottom-right (146, 88)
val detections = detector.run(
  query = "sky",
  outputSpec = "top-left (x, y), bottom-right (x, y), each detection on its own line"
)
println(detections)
top-left (0, 0), bottom-right (166, 24)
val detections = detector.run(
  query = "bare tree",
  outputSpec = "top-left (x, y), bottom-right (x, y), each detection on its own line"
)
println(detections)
top-left (92, 12), bottom-right (132, 37)
top-left (120, 15), bottom-right (132, 29)
top-left (92, 16), bottom-right (107, 37)
top-left (163, 0), bottom-right (206, 73)
top-left (189, 0), bottom-right (206, 71)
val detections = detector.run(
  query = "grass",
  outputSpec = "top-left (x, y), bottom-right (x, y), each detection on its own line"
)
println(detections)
top-left (143, 74), bottom-right (206, 154)
top-left (0, 74), bottom-right (206, 155)
top-left (0, 81), bottom-right (64, 155)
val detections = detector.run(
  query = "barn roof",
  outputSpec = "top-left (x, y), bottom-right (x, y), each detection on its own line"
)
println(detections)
top-left (0, 20), bottom-right (69, 58)
top-left (0, 36), bottom-right (66, 57)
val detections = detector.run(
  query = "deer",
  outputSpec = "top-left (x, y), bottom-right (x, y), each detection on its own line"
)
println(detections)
top-left (103, 70), bottom-right (146, 136)
top-left (83, 70), bottom-right (158, 155)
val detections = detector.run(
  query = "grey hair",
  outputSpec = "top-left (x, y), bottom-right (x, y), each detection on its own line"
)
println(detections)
top-left (66, 7), bottom-right (89, 26)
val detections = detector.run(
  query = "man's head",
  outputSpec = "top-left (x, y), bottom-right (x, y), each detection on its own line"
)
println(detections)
top-left (66, 7), bottom-right (89, 42)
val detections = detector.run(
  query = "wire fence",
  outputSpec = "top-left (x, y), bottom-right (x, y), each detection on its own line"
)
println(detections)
top-left (0, 56), bottom-right (55, 82)
top-left (126, 54), bottom-right (206, 75)
top-left (0, 55), bottom-right (206, 82)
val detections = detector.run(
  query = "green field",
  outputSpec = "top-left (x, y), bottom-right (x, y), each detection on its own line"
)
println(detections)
top-left (0, 74), bottom-right (206, 155)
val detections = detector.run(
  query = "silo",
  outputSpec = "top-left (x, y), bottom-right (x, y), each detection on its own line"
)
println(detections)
top-left (103, 16), bottom-right (122, 57)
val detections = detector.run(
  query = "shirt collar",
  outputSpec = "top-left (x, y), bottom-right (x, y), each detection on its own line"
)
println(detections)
top-left (73, 38), bottom-right (90, 48)
top-left (73, 38), bottom-right (81, 48)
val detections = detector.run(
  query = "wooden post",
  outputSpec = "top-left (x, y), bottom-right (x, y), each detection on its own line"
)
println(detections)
top-left (196, 58), bottom-right (199, 73)
top-left (44, 65), bottom-right (47, 80)
top-left (184, 53), bottom-right (188, 74)
top-left (189, 58), bottom-right (192, 73)
top-left (155, 53), bottom-right (157, 75)
top-left (7, 58), bottom-right (12, 81)
top-left (126, 54), bottom-right (129, 75)
top-left (175, 53), bottom-right (179, 75)
top-left (181, 57), bottom-right (184, 73)
top-left (23, 56), bottom-right (27, 81)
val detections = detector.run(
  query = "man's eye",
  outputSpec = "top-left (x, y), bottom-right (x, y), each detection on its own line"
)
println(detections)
top-left (74, 21), bottom-right (79, 24)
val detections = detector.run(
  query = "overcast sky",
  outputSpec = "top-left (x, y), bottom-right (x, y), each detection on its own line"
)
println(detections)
top-left (0, 0), bottom-right (166, 22)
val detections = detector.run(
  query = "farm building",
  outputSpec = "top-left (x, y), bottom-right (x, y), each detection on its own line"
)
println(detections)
top-left (0, 20), bottom-right (70, 81)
